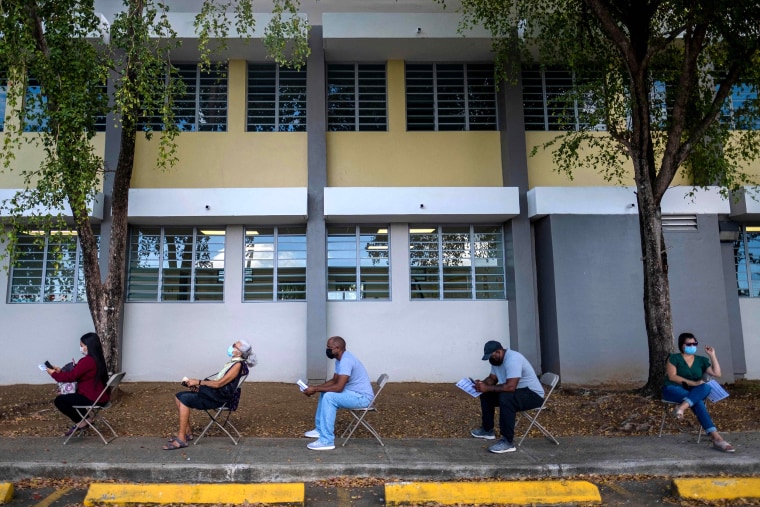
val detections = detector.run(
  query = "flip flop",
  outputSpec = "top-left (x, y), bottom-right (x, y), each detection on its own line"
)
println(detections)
top-left (162, 436), bottom-right (188, 451)
top-left (713, 440), bottom-right (735, 453)
top-left (673, 406), bottom-right (684, 419)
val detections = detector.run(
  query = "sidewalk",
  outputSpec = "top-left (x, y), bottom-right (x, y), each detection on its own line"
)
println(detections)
top-left (1, 432), bottom-right (759, 483)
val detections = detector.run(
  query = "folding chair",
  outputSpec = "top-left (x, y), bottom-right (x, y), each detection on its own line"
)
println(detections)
top-left (517, 372), bottom-right (560, 446)
top-left (194, 365), bottom-right (249, 446)
top-left (341, 373), bottom-right (389, 447)
top-left (63, 371), bottom-right (126, 445)
top-left (658, 400), bottom-right (703, 443)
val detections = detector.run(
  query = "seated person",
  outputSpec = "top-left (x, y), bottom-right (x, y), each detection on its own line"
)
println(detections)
top-left (46, 332), bottom-right (110, 436)
top-left (470, 340), bottom-right (545, 454)
top-left (663, 332), bottom-right (734, 452)
top-left (163, 339), bottom-right (256, 450)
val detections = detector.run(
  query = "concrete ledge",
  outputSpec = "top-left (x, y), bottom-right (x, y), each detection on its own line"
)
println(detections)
top-left (673, 477), bottom-right (760, 501)
top-left (0, 483), bottom-right (13, 504)
top-left (83, 483), bottom-right (304, 506)
top-left (385, 481), bottom-right (601, 505)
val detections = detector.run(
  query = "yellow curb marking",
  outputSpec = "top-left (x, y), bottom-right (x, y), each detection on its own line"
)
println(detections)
top-left (386, 480), bottom-right (602, 505)
top-left (33, 486), bottom-right (73, 507)
top-left (673, 477), bottom-right (760, 501)
top-left (0, 483), bottom-right (13, 504)
top-left (84, 483), bottom-right (304, 506)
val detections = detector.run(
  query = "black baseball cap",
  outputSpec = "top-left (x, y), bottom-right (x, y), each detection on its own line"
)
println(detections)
top-left (482, 340), bottom-right (503, 360)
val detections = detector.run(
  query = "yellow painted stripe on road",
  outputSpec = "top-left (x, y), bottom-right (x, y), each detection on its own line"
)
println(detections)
top-left (673, 477), bottom-right (760, 501)
top-left (0, 483), bottom-right (13, 504)
top-left (385, 481), bottom-right (601, 505)
top-left (34, 486), bottom-right (73, 507)
top-left (83, 483), bottom-right (304, 506)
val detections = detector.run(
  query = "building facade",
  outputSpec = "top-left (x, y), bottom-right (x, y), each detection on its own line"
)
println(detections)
top-left (2, 1), bottom-right (759, 385)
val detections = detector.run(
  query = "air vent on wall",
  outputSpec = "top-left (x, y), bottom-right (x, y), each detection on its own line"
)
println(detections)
top-left (662, 214), bottom-right (698, 231)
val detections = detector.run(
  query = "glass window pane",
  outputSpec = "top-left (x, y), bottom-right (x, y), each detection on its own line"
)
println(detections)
top-left (244, 227), bottom-right (275, 301)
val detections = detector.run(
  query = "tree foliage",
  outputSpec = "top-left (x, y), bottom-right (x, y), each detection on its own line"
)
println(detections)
top-left (0, 0), bottom-right (309, 371)
top-left (451, 0), bottom-right (760, 392)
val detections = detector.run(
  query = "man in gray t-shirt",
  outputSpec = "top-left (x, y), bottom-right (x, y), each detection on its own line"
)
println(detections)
top-left (302, 336), bottom-right (373, 451)
top-left (471, 340), bottom-right (545, 454)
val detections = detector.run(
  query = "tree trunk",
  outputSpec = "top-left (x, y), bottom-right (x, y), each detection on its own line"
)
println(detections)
top-left (634, 164), bottom-right (675, 396)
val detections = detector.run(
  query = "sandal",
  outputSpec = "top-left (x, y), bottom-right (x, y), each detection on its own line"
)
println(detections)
top-left (673, 406), bottom-right (684, 420)
top-left (713, 440), bottom-right (735, 453)
top-left (167, 433), bottom-right (193, 443)
top-left (162, 436), bottom-right (188, 451)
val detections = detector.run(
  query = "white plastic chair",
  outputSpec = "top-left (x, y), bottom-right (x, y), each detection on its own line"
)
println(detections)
top-left (341, 373), bottom-right (389, 447)
top-left (63, 371), bottom-right (126, 445)
top-left (194, 368), bottom-right (249, 446)
top-left (517, 372), bottom-right (560, 446)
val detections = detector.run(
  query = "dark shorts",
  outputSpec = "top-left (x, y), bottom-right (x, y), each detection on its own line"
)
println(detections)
top-left (176, 390), bottom-right (224, 410)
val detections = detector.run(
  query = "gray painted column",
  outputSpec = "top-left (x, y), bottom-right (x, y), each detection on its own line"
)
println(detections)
top-left (498, 68), bottom-right (541, 368)
top-left (305, 26), bottom-right (328, 382)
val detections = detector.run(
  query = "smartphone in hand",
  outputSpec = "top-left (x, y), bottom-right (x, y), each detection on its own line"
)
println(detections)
top-left (44, 361), bottom-right (53, 369)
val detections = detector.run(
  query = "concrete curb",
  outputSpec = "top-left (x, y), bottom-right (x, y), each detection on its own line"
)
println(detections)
top-left (0, 483), bottom-right (13, 504)
top-left (672, 477), bottom-right (760, 501)
top-left (385, 481), bottom-right (602, 505)
top-left (83, 483), bottom-right (305, 506)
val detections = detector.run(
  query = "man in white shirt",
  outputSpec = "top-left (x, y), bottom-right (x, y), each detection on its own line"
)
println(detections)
top-left (471, 340), bottom-right (545, 453)
top-left (302, 336), bottom-right (374, 450)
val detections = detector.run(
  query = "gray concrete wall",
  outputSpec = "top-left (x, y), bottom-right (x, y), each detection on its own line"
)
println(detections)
top-left (534, 214), bottom-right (737, 386)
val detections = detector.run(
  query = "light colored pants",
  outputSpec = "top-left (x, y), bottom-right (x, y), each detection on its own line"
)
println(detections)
top-left (314, 390), bottom-right (371, 445)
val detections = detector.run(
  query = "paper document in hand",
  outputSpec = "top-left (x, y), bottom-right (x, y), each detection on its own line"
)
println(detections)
top-left (456, 377), bottom-right (481, 397)
top-left (297, 379), bottom-right (308, 392)
top-left (706, 379), bottom-right (729, 403)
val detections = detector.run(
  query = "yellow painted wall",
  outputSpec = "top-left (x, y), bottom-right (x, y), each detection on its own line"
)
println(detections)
top-left (0, 133), bottom-right (105, 188)
top-left (326, 60), bottom-right (503, 187)
top-left (130, 60), bottom-right (307, 189)
top-left (526, 131), bottom-right (691, 188)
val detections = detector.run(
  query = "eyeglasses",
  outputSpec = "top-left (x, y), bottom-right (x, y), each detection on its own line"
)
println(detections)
top-left (684, 341), bottom-right (698, 346)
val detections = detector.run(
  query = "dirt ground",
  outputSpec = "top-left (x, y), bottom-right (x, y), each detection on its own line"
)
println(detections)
top-left (1, 378), bottom-right (758, 441)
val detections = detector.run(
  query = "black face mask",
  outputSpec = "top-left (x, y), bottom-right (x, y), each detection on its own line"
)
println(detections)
top-left (489, 356), bottom-right (503, 366)
top-left (326, 348), bottom-right (335, 359)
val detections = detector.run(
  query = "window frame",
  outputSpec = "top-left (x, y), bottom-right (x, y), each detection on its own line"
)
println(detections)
top-left (734, 225), bottom-right (760, 297)
top-left (327, 224), bottom-right (391, 301)
top-left (127, 226), bottom-right (226, 302)
top-left (8, 229), bottom-right (96, 304)
top-left (246, 63), bottom-right (307, 132)
top-left (409, 224), bottom-right (506, 301)
top-left (405, 62), bottom-right (497, 132)
top-left (242, 226), bottom-right (307, 302)
top-left (327, 63), bottom-right (388, 132)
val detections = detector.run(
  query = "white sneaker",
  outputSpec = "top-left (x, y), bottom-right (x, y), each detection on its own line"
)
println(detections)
top-left (307, 439), bottom-right (335, 451)
top-left (303, 429), bottom-right (320, 439)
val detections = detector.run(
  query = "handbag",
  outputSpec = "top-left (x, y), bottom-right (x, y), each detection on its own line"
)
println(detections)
top-left (57, 361), bottom-right (77, 395)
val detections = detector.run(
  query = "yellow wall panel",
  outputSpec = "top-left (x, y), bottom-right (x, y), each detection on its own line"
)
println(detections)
top-left (131, 133), bottom-right (307, 188)
top-left (327, 131), bottom-right (503, 186)
top-left (0, 133), bottom-right (105, 189)
top-left (526, 131), bottom-right (691, 188)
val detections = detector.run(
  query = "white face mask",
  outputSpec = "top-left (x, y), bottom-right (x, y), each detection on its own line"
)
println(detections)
top-left (80, 346), bottom-right (86, 355)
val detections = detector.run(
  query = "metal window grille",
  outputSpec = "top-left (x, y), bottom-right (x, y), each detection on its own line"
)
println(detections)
top-left (720, 83), bottom-right (760, 130)
top-left (9, 229), bottom-right (98, 303)
top-left (405, 63), bottom-right (496, 131)
top-left (246, 63), bottom-right (307, 132)
top-left (409, 225), bottom-right (505, 300)
top-left (127, 226), bottom-right (226, 302)
top-left (327, 63), bottom-right (387, 131)
top-left (138, 63), bottom-right (227, 132)
top-left (243, 226), bottom-right (307, 301)
top-left (327, 225), bottom-right (390, 301)
top-left (734, 226), bottom-right (760, 297)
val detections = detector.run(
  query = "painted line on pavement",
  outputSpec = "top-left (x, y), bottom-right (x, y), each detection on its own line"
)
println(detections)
top-left (0, 483), bottom-right (12, 504)
top-left (34, 486), bottom-right (73, 507)
top-left (673, 477), bottom-right (760, 501)
top-left (385, 480), bottom-right (602, 505)
top-left (83, 483), bottom-right (304, 506)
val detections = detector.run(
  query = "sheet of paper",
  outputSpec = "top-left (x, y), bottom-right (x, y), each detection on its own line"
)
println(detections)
top-left (456, 377), bottom-right (481, 397)
top-left (706, 379), bottom-right (729, 403)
